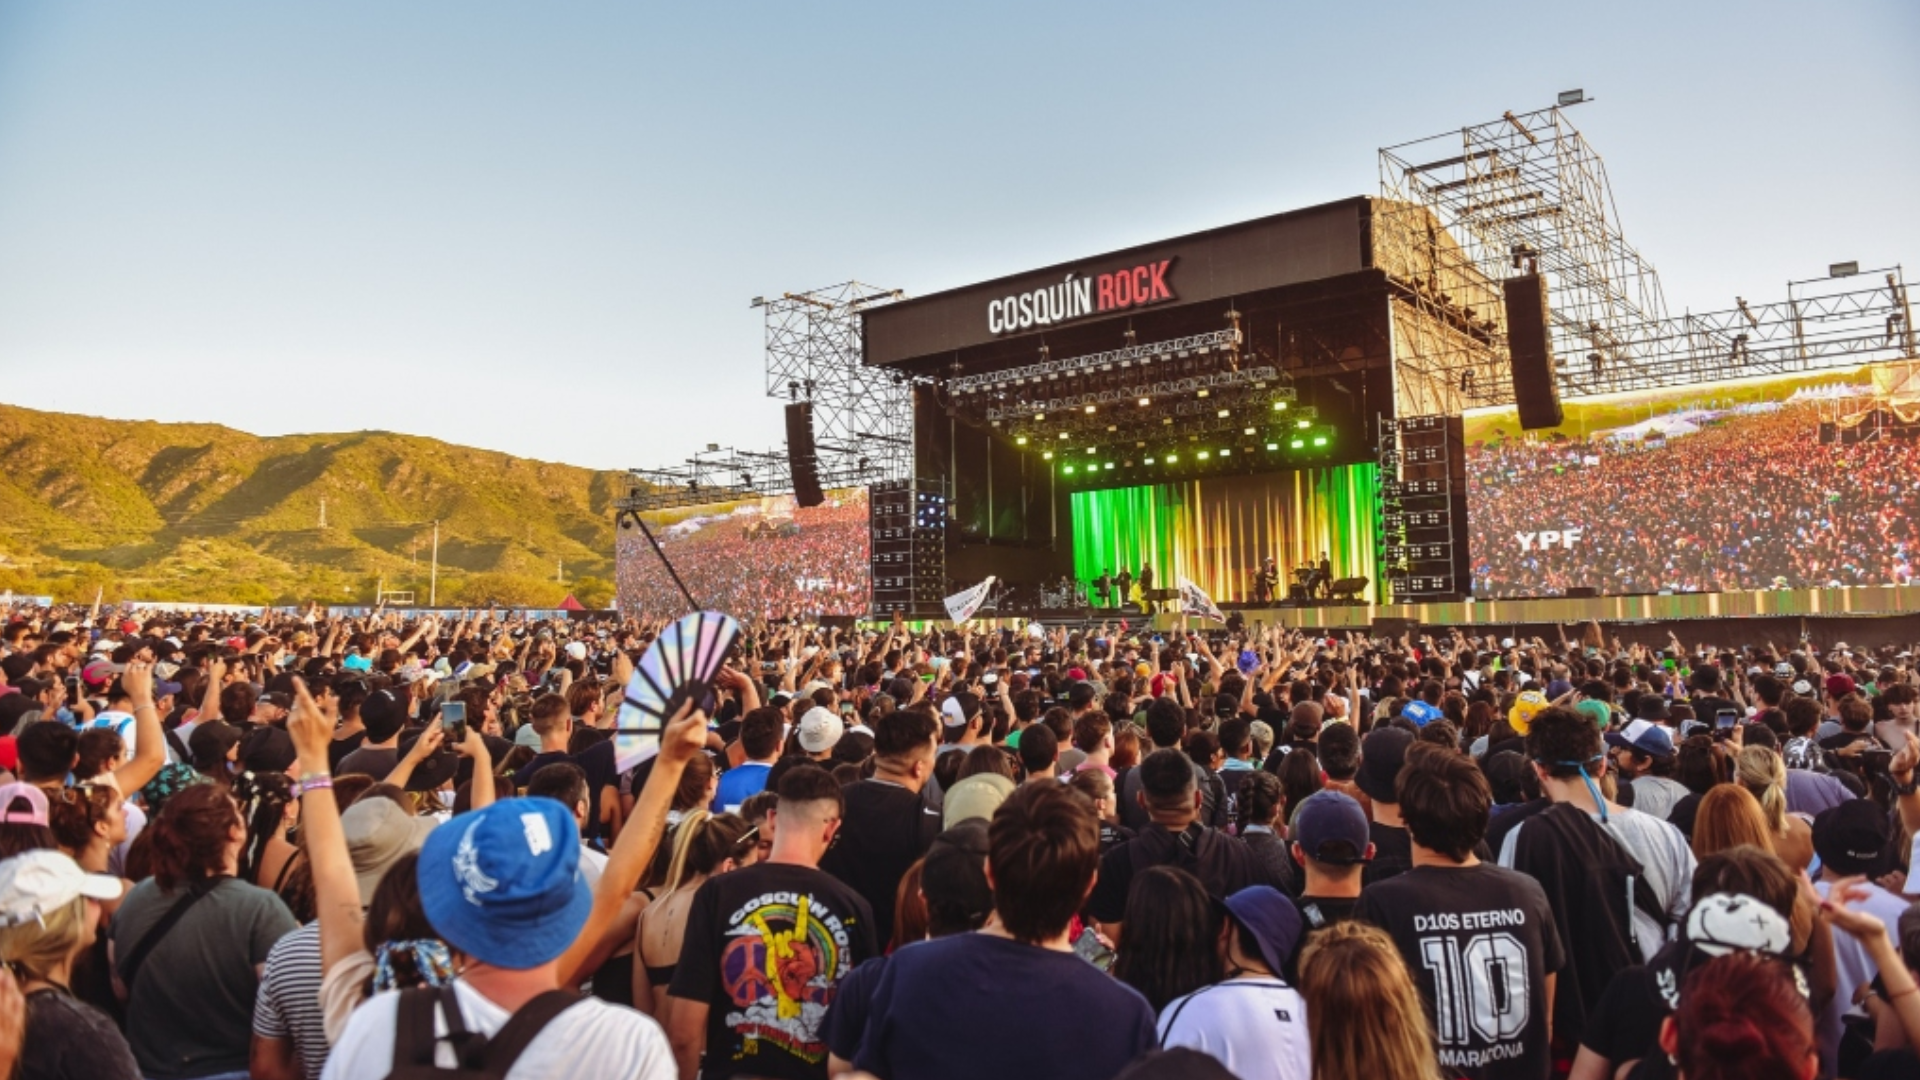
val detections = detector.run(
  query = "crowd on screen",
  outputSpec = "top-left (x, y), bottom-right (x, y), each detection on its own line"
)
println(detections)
top-left (6, 599), bottom-right (1920, 1080)
top-left (615, 495), bottom-right (871, 619)
top-left (1467, 400), bottom-right (1920, 598)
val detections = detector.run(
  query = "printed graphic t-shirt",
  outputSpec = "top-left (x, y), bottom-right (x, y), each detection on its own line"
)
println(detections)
top-left (668, 861), bottom-right (878, 1080)
top-left (1356, 863), bottom-right (1565, 1080)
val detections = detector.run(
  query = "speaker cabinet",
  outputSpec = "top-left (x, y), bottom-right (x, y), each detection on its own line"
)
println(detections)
top-left (785, 402), bottom-right (824, 508)
top-left (1504, 274), bottom-right (1562, 430)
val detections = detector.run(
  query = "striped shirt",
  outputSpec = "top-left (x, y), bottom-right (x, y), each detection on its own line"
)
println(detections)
top-left (253, 921), bottom-right (329, 1080)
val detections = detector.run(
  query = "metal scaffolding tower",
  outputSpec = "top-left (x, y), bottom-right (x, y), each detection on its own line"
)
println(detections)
top-left (1379, 100), bottom-right (1916, 414)
top-left (756, 282), bottom-right (912, 489)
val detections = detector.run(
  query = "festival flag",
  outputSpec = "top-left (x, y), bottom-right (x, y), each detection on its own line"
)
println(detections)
top-left (1177, 575), bottom-right (1227, 622)
top-left (943, 576), bottom-right (996, 623)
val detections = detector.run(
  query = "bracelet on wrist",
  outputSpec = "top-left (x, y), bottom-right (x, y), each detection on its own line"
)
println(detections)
top-left (298, 776), bottom-right (334, 797)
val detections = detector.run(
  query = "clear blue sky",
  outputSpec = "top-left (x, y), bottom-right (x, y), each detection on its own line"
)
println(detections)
top-left (1, 1), bottom-right (1914, 470)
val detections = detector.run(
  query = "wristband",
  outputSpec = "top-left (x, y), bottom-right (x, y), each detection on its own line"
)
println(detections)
top-left (298, 771), bottom-right (331, 785)
top-left (298, 776), bottom-right (334, 797)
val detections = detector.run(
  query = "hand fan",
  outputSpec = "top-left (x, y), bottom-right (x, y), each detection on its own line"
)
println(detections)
top-left (614, 610), bottom-right (741, 772)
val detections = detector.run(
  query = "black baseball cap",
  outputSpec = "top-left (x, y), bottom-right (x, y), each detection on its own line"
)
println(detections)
top-left (1356, 727), bottom-right (1413, 804)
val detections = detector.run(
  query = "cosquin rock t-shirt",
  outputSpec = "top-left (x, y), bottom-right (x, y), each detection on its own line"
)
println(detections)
top-left (668, 861), bottom-right (878, 1080)
top-left (1356, 863), bottom-right (1566, 1080)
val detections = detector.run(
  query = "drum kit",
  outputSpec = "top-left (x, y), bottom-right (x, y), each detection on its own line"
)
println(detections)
top-left (1037, 576), bottom-right (1089, 610)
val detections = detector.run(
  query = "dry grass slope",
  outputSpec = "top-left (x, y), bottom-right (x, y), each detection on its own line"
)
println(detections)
top-left (0, 403), bottom-right (629, 607)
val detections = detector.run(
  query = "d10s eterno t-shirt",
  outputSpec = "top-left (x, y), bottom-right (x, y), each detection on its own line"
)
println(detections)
top-left (1356, 863), bottom-right (1565, 1080)
top-left (668, 862), bottom-right (878, 1080)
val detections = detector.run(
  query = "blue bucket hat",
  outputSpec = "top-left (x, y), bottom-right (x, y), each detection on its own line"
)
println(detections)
top-left (417, 800), bottom-right (591, 970)
top-left (1222, 886), bottom-right (1304, 976)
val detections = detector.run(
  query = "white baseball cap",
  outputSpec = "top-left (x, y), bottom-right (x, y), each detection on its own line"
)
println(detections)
top-left (797, 707), bottom-right (844, 754)
top-left (564, 641), bottom-right (589, 661)
top-left (0, 849), bottom-right (123, 929)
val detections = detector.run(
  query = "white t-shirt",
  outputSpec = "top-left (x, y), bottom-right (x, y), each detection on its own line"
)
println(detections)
top-left (321, 977), bottom-right (674, 1080)
top-left (1813, 878), bottom-right (1910, 1027)
top-left (579, 845), bottom-right (609, 891)
top-left (1157, 977), bottom-right (1312, 1080)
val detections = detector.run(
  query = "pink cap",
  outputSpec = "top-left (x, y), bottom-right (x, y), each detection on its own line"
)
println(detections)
top-left (0, 782), bottom-right (50, 827)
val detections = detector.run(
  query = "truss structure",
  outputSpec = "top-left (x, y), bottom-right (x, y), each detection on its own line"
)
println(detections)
top-left (614, 446), bottom-right (791, 514)
top-left (759, 282), bottom-right (912, 488)
top-left (1379, 104), bottom-right (1669, 414)
top-left (618, 281), bottom-right (910, 514)
top-left (1380, 104), bottom-right (1917, 413)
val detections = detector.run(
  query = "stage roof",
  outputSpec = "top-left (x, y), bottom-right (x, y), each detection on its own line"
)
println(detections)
top-left (862, 196), bottom-right (1374, 374)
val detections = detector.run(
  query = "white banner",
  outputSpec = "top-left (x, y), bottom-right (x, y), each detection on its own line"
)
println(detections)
top-left (1177, 575), bottom-right (1226, 622)
top-left (944, 576), bottom-right (996, 623)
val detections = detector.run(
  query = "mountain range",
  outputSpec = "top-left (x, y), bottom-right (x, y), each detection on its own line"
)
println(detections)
top-left (0, 403), bottom-right (628, 607)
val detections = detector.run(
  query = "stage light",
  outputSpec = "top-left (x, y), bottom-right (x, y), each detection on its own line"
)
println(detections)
top-left (1165, 453), bottom-right (1178, 462)
top-left (1064, 465), bottom-right (1075, 474)
top-left (1104, 462), bottom-right (1114, 470)
top-left (1144, 457), bottom-right (1156, 464)
top-left (1042, 451), bottom-right (1054, 460)
top-left (1290, 438), bottom-right (1305, 449)
top-left (1217, 409), bottom-right (1230, 418)
top-left (1138, 397), bottom-right (1150, 407)
top-left (1198, 451), bottom-right (1210, 460)
top-left (1058, 432), bottom-right (1069, 440)
top-left (1244, 427), bottom-right (1255, 435)
top-left (1219, 449), bottom-right (1231, 457)
top-left (1296, 419), bottom-right (1311, 429)
top-left (1034, 412), bottom-right (1045, 421)
top-left (1266, 442), bottom-right (1278, 451)
top-left (1272, 401), bottom-right (1288, 411)
top-left (1084, 405), bottom-right (1096, 414)
top-left (1312, 435), bottom-right (1328, 447)
top-left (1197, 389), bottom-right (1210, 398)
top-left (1016, 436), bottom-right (1028, 445)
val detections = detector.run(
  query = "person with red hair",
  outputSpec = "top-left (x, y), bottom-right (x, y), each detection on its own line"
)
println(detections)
top-left (1659, 951), bottom-right (1817, 1080)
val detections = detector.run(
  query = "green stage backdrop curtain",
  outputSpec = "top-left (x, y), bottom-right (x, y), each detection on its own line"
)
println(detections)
top-left (1070, 466), bottom-right (1380, 605)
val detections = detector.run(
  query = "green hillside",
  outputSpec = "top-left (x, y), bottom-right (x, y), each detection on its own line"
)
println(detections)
top-left (0, 403), bottom-right (629, 607)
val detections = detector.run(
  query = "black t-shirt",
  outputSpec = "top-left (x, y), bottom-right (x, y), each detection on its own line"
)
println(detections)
top-left (1356, 863), bottom-right (1566, 1080)
top-left (1086, 822), bottom-right (1259, 924)
top-left (1098, 821), bottom-right (1136, 854)
top-left (1297, 894), bottom-right (1360, 936)
top-left (327, 730), bottom-right (366, 771)
top-left (818, 779), bottom-right (941, 945)
top-left (1362, 821), bottom-right (1412, 886)
top-left (512, 738), bottom-right (619, 840)
top-left (1579, 961), bottom-right (1667, 1071)
top-left (667, 861), bottom-right (879, 1080)
top-left (22, 988), bottom-right (142, 1080)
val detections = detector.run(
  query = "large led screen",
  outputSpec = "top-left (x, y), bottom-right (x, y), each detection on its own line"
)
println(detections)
top-left (1466, 360), bottom-right (1920, 598)
top-left (1070, 467), bottom-right (1380, 605)
top-left (615, 488), bottom-right (870, 619)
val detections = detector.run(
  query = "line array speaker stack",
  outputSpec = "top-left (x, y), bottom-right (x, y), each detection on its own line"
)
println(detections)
top-left (785, 401), bottom-right (825, 508)
top-left (1378, 414), bottom-right (1470, 602)
top-left (1503, 273), bottom-right (1562, 430)
top-left (868, 478), bottom-right (949, 618)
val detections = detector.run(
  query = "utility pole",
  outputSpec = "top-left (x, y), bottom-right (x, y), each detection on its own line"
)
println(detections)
top-left (318, 497), bottom-right (327, 529)
top-left (429, 520), bottom-right (440, 607)
top-left (557, 558), bottom-right (563, 583)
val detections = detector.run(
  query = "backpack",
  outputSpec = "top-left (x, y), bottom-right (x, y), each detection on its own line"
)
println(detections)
top-left (386, 983), bottom-right (581, 1079)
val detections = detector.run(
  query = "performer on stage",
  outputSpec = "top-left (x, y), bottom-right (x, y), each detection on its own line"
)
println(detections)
top-left (1094, 568), bottom-right (1112, 607)
top-left (1315, 551), bottom-right (1333, 599)
top-left (1114, 566), bottom-right (1133, 609)
top-left (1254, 557), bottom-right (1278, 603)
top-left (1139, 562), bottom-right (1156, 613)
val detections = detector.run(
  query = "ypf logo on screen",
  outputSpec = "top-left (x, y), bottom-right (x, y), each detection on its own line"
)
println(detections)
top-left (1514, 528), bottom-right (1585, 551)
top-left (987, 259), bottom-right (1175, 334)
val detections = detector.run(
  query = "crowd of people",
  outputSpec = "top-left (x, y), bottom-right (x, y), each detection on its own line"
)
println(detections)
top-left (615, 494), bottom-right (871, 621)
top-left (4, 602), bottom-right (1920, 1079)
top-left (1467, 399), bottom-right (1920, 597)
